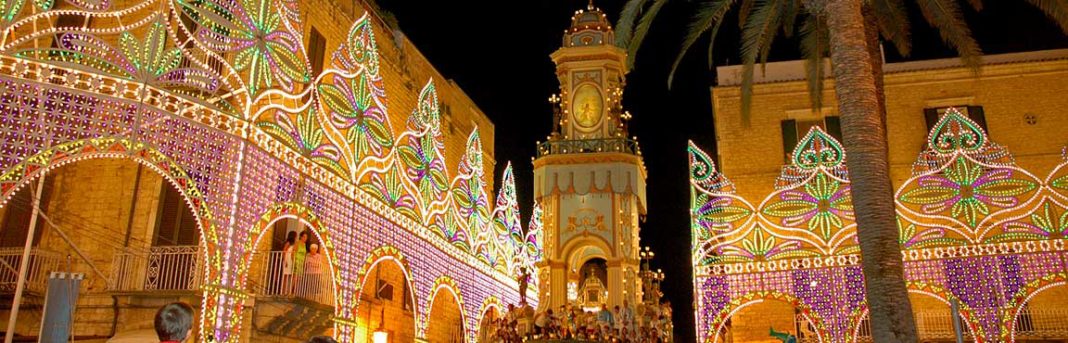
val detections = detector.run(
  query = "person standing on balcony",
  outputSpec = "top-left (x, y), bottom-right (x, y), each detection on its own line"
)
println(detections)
top-left (283, 231), bottom-right (297, 294)
top-left (305, 243), bottom-right (321, 298)
top-left (292, 231), bottom-right (309, 296)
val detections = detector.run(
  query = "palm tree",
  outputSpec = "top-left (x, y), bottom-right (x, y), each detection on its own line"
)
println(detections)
top-left (617, 1), bottom-right (1068, 342)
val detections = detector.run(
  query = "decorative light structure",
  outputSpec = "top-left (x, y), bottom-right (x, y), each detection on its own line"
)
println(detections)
top-left (689, 109), bottom-right (1068, 342)
top-left (0, 0), bottom-right (542, 341)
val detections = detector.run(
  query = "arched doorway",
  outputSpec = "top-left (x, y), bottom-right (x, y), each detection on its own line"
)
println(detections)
top-left (477, 302), bottom-right (501, 343)
top-left (355, 250), bottom-right (417, 343)
top-left (717, 299), bottom-right (820, 343)
top-left (245, 206), bottom-right (339, 340)
top-left (426, 280), bottom-right (466, 343)
top-left (575, 257), bottom-right (608, 310)
top-left (0, 157), bottom-right (206, 340)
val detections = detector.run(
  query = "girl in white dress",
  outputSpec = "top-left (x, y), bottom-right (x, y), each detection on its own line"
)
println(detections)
top-left (282, 231), bottom-right (296, 294)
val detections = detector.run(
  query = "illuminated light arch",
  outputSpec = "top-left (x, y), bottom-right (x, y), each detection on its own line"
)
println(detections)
top-left (238, 202), bottom-right (342, 304)
top-left (844, 284), bottom-right (987, 343)
top-left (999, 272), bottom-right (1068, 342)
top-left (473, 295), bottom-right (505, 340)
top-left (424, 275), bottom-right (468, 341)
top-left (0, 137), bottom-right (225, 339)
top-left (351, 245), bottom-right (419, 337)
top-left (705, 290), bottom-right (829, 343)
top-left (903, 281), bottom-right (988, 342)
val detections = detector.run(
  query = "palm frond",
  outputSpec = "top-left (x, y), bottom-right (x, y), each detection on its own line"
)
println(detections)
top-left (738, 0), bottom-right (756, 28)
top-left (869, 0), bottom-right (911, 56)
top-left (781, 0), bottom-right (801, 38)
top-left (964, 0), bottom-right (983, 11)
top-left (627, 0), bottom-right (669, 68)
top-left (739, 0), bottom-right (785, 122)
top-left (915, 0), bottom-right (982, 72)
top-left (616, 0), bottom-right (652, 48)
top-left (706, 19), bottom-right (725, 69)
top-left (1022, 0), bottom-right (1068, 34)
top-left (799, 14), bottom-right (829, 114)
top-left (667, 0), bottom-right (736, 87)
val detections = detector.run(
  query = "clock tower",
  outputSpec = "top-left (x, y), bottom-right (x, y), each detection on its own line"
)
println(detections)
top-left (533, 2), bottom-right (647, 311)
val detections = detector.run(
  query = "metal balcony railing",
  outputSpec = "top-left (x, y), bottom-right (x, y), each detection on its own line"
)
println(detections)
top-left (1014, 306), bottom-right (1068, 339)
top-left (110, 246), bottom-right (203, 292)
top-left (536, 138), bottom-right (640, 157)
top-left (0, 248), bottom-right (64, 294)
top-left (254, 251), bottom-right (334, 306)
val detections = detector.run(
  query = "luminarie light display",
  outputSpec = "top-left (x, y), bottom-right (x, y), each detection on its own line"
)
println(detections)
top-left (0, 0), bottom-right (541, 341)
top-left (690, 108), bottom-right (1068, 342)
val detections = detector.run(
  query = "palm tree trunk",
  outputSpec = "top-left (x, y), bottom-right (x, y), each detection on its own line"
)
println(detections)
top-left (822, 0), bottom-right (918, 342)
top-left (862, 5), bottom-right (889, 131)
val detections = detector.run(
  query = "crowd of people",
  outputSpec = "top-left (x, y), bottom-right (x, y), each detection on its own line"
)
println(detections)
top-left (483, 300), bottom-right (673, 342)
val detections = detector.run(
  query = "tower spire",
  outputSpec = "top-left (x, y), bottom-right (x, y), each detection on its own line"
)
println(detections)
top-left (588, 0), bottom-right (595, 10)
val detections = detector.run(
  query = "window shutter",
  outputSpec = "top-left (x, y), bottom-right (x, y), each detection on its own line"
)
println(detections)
top-left (824, 116), bottom-right (843, 142)
top-left (309, 28), bottom-right (327, 78)
top-left (271, 220), bottom-right (288, 251)
top-left (781, 119), bottom-right (798, 163)
top-left (155, 185), bottom-right (181, 246)
top-left (967, 106), bottom-right (988, 132)
top-left (923, 108), bottom-right (939, 132)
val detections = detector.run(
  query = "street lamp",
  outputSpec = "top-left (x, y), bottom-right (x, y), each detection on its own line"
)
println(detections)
top-left (372, 308), bottom-right (388, 343)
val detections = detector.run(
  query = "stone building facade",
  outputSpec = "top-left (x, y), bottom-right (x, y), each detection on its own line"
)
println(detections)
top-left (0, 0), bottom-right (535, 342)
top-left (691, 50), bottom-right (1068, 343)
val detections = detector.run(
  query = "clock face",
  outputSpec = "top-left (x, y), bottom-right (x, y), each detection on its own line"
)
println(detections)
top-left (572, 84), bottom-right (603, 129)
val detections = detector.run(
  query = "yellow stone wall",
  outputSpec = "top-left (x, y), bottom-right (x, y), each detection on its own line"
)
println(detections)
top-left (724, 300), bottom-right (798, 343)
top-left (351, 261), bottom-right (417, 343)
top-left (711, 53), bottom-right (1068, 201)
top-left (425, 288), bottom-right (464, 343)
top-left (710, 51), bottom-right (1068, 343)
top-left (0, 159), bottom-right (172, 338)
top-left (300, 0), bottom-right (498, 194)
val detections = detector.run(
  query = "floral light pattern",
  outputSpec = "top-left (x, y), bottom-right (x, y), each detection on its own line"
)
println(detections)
top-left (176, 0), bottom-right (310, 94)
top-left (763, 173), bottom-right (853, 241)
top-left (901, 156), bottom-right (1036, 227)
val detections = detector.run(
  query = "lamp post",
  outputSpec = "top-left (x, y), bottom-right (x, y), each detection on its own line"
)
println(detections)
top-left (372, 308), bottom-right (388, 343)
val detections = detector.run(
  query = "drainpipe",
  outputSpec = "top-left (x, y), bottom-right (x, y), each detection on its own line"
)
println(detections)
top-left (110, 164), bottom-right (144, 338)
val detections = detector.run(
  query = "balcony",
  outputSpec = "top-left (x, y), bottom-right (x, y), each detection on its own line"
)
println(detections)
top-left (536, 138), bottom-right (640, 157)
top-left (252, 251), bottom-right (334, 306)
top-left (249, 251), bottom-right (335, 340)
top-left (0, 248), bottom-right (64, 294)
top-left (110, 246), bottom-right (203, 292)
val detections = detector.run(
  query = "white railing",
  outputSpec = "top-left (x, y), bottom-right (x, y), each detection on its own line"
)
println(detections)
top-left (1014, 306), bottom-right (1068, 339)
top-left (254, 251), bottom-right (334, 306)
top-left (110, 246), bottom-right (202, 292)
top-left (0, 247), bottom-right (64, 293)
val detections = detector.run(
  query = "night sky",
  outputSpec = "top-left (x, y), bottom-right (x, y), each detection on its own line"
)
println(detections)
top-left (378, 1), bottom-right (1067, 341)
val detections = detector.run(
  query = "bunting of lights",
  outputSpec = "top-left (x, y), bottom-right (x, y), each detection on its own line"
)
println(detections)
top-left (690, 108), bottom-right (1068, 342)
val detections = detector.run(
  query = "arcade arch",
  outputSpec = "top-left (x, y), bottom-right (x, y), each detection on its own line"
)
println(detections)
top-left (426, 278), bottom-right (466, 343)
top-left (0, 156), bottom-right (208, 339)
top-left (354, 248), bottom-right (417, 343)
